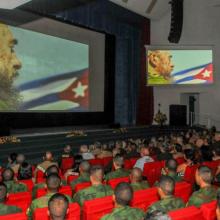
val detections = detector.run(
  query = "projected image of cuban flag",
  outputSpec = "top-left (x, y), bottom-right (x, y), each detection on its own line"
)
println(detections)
top-left (171, 50), bottom-right (213, 85)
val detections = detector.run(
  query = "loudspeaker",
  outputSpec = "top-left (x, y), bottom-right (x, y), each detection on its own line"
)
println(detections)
top-left (169, 105), bottom-right (186, 126)
top-left (168, 0), bottom-right (184, 43)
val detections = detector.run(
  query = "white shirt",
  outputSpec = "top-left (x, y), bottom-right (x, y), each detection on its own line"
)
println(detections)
top-left (82, 152), bottom-right (95, 160)
top-left (134, 156), bottom-right (154, 171)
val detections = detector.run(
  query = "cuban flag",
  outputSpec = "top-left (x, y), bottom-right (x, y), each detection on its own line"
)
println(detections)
top-left (172, 63), bottom-right (213, 84)
top-left (16, 69), bottom-right (89, 111)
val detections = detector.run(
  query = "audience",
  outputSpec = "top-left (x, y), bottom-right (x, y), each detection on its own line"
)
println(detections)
top-left (0, 182), bottom-right (22, 215)
top-left (79, 145), bottom-right (95, 160)
top-left (73, 165), bottom-right (113, 206)
top-left (187, 165), bottom-right (218, 207)
top-left (7, 153), bottom-right (17, 168)
top-left (11, 154), bottom-right (25, 174)
top-left (144, 210), bottom-right (171, 220)
top-left (2, 168), bottom-right (27, 193)
top-left (147, 176), bottom-right (185, 214)
top-left (48, 193), bottom-right (69, 220)
top-left (172, 144), bottom-right (184, 159)
top-left (101, 182), bottom-right (145, 220)
top-left (17, 162), bottom-right (32, 180)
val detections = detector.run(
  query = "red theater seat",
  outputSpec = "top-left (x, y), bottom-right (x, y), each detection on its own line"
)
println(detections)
top-left (19, 179), bottom-right (34, 192)
top-left (33, 203), bottom-right (80, 220)
top-left (124, 158), bottom-right (139, 170)
top-left (174, 181), bottom-right (192, 203)
top-left (88, 159), bottom-right (103, 166)
top-left (143, 161), bottom-right (163, 186)
top-left (36, 186), bottom-right (72, 198)
top-left (6, 191), bottom-right (32, 211)
top-left (74, 182), bottom-right (91, 193)
top-left (61, 157), bottom-right (74, 173)
top-left (0, 212), bottom-right (27, 220)
top-left (176, 157), bottom-right (186, 165)
top-left (168, 206), bottom-right (204, 220)
top-left (130, 187), bottom-right (159, 211)
top-left (108, 177), bottom-right (130, 189)
top-left (67, 175), bottom-right (78, 185)
top-left (183, 164), bottom-right (199, 184)
top-left (200, 200), bottom-right (217, 220)
top-left (35, 170), bottom-right (45, 183)
top-left (102, 157), bottom-right (113, 167)
top-left (202, 161), bottom-right (220, 175)
top-left (83, 195), bottom-right (114, 220)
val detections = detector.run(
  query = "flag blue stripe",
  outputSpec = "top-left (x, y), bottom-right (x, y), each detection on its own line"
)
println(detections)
top-left (17, 69), bottom-right (87, 91)
top-left (174, 76), bottom-right (195, 84)
top-left (172, 63), bottom-right (211, 77)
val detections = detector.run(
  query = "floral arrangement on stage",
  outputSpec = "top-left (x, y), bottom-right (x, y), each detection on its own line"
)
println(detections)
top-left (154, 104), bottom-right (167, 126)
top-left (66, 130), bottom-right (87, 138)
top-left (0, 136), bottom-right (21, 145)
top-left (113, 127), bottom-right (128, 134)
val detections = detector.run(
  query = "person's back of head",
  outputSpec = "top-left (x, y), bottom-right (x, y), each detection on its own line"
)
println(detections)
top-left (46, 173), bottom-right (61, 193)
top-left (2, 168), bottom-right (14, 181)
top-left (158, 176), bottom-right (175, 198)
top-left (165, 159), bottom-right (178, 173)
top-left (114, 182), bottom-right (133, 207)
top-left (16, 154), bottom-right (25, 165)
top-left (113, 155), bottom-right (124, 169)
top-left (48, 193), bottom-right (69, 220)
top-left (144, 210), bottom-right (171, 220)
top-left (130, 167), bottom-right (143, 183)
top-left (174, 144), bottom-right (182, 153)
top-left (0, 182), bottom-right (7, 203)
top-left (18, 162), bottom-right (32, 180)
top-left (90, 165), bottom-right (104, 185)
top-left (184, 149), bottom-right (195, 162)
top-left (200, 146), bottom-right (213, 162)
top-left (79, 161), bottom-right (90, 174)
top-left (141, 146), bottom-right (150, 157)
top-left (196, 165), bottom-right (213, 186)
top-left (217, 191), bottom-right (220, 220)
top-left (45, 151), bottom-right (53, 162)
top-left (8, 153), bottom-right (17, 164)
top-left (45, 165), bottom-right (59, 177)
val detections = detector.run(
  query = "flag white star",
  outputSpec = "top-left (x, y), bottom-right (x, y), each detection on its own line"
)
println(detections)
top-left (202, 70), bottom-right (211, 78)
top-left (72, 81), bottom-right (88, 98)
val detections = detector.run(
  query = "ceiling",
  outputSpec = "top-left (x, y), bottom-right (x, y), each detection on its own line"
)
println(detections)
top-left (108, 0), bottom-right (171, 20)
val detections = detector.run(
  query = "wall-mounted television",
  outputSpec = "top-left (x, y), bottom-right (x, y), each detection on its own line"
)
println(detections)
top-left (146, 46), bottom-right (213, 85)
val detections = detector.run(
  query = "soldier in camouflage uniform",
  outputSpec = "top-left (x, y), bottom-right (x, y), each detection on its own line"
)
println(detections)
top-left (73, 165), bottom-right (113, 206)
top-left (187, 166), bottom-right (218, 207)
top-left (105, 155), bottom-right (130, 181)
top-left (69, 161), bottom-right (91, 190)
top-left (58, 145), bottom-right (74, 166)
top-left (130, 167), bottom-right (149, 191)
top-left (147, 176), bottom-right (185, 214)
top-left (0, 182), bottom-right (22, 215)
top-left (27, 173), bottom-right (72, 219)
top-left (144, 210), bottom-right (171, 220)
top-left (2, 168), bottom-right (27, 193)
top-left (101, 182), bottom-right (145, 220)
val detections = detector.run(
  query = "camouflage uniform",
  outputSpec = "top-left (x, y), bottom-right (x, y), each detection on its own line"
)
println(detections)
top-left (36, 161), bottom-right (58, 173)
top-left (0, 203), bottom-right (22, 215)
top-left (70, 173), bottom-right (90, 190)
top-left (4, 180), bottom-right (27, 193)
top-left (130, 181), bottom-right (149, 191)
top-left (147, 196), bottom-right (185, 213)
top-left (101, 206), bottom-right (145, 220)
top-left (167, 173), bottom-right (183, 182)
top-left (73, 184), bottom-right (113, 206)
top-left (27, 192), bottom-right (72, 219)
top-left (105, 168), bottom-right (130, 181)
top-left (187, 186), bottom-right (218, 207)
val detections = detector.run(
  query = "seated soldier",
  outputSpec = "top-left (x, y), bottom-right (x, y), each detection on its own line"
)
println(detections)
top-left (58, 145), bottom-right (73, 166)
top-left (162, 159), bottom-right (182, 182)
top-left (48, 193), bottom-right (69, 220)
top-left (144, 210), bottom-right (171, 220)
top-left (130, 167), bottom-right (149, 191)
top-left (217, 191), bottom-right (220, 220)
top-left (187, 166), bottom-right (218, 207)
top-left (79, 145), bottom-right (95, 160)
top-left (11, 154), bottom-right (25, 174)
top-left (17, 162), bottom-right (32, 180)
top-left (34, 151), bottom-right (58, 181)
top-left (147, 176), bottom-right (185, 214)
top-left (27, 173), bottom-right (72, 219)
top-left (105, 155), bottom-right (130, 181)
top-left (101, 182), bottom-right (145, 220)
top-left (2, 168), bottom-right (27, 193)
top-left (67, 161), bottom-right (90, 190)
top-left (73, 165), bottom-right (113, 206)
top-left (0, 182), bottom-right (22, 215)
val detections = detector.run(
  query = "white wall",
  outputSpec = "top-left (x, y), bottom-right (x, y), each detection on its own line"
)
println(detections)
top-left (151, 0), bottom-right (220, 128)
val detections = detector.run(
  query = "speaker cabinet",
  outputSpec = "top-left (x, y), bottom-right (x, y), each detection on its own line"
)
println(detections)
top-left (169, 105), bottom-right (186, 126)
top-left (168, 0), bottom-right (184, 43)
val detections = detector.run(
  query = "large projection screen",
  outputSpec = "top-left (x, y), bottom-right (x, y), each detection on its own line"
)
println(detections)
top-left (0, 18), bottom-right (105, 112)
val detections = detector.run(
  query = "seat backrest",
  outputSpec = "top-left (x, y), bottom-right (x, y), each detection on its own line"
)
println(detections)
top-left (74, 182), bottom-right (91, 193)
top-left (67, 175), bottom-right (78, 185)
top-left (0, 212), bottom-right (27, 220)
top-left (61, 157), bottom-right (75, 173)
top-left (102, 157), bottom-right (113, 167)
top-left (108, 177), bottom-right (130, 189)
top-left (36, 186), bottom-right (72, 198)
top-left (33, 203), bottom-right (80, 220)
top-left (129, 158), bottom-right (139, 167)
top-left (143, 161), bottom-right (163, 186)
top-left (6, 191), bottom-right (32, 211)
top-left (183, 164), bottom-right (199, 184)
top-left (19, 179), bottom-right (34, 192)
top-left (174, 181), bottom-right (192, 203)
top-left (202, 161), bottom-right (220, 175)
top-left (176, 157), bottom-right (186, 165)
top-left (168, 206), bottom-right (204, 220)
top-left (124, 159), bottom-right (132, 170)
top-left (200, 200), bottom-right (217, 220)
top-left (88, 159), bottom-right (103, 166)
top-left (83, 195), bottom-right (114, 220)
top-left (130, 187), bottom-right (159, 211)
top-left (36, 170), bottom-right (45, 183)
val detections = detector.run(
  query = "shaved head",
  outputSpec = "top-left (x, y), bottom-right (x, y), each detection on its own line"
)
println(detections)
top-left (130, 167), bottom-right (143, 182)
